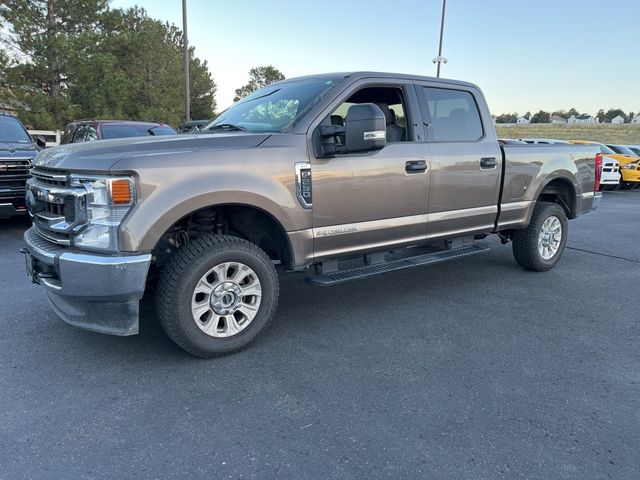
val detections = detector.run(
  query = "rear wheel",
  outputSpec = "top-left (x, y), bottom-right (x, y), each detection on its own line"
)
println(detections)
top-left (156, 235), bottom-right (279, 357)
top-left (512, 202), bottom-right (568, 272)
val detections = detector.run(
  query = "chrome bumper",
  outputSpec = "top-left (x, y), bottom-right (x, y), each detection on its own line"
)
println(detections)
top-left (23, 227), bottom-right (151, 336)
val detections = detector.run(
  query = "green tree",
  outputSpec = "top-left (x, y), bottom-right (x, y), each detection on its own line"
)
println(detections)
top-left (596, 109), bottom-right (606, 123)
top-left (1, 4), bottom-right (216, 128)
top-left (69, 8), bottom-right (216, 125)
top-left (551, 110), bottom-right (568, 119)
top-left (530, 110), bottom-right (551, 124)
top-left (233, 66), bottom-right (285, 102)
top-left (566, 107), bottom-right (580, 117)
top-left (523, 111), bottom-right (531, 120)
top-left (628, 111), bottom-right (636, 123)
top-left (0, 0), bottom-right (109, 127)
top-left (495, 113), bottom-right (517, 124)
top-left (604, 108), bottom-right (625, 123)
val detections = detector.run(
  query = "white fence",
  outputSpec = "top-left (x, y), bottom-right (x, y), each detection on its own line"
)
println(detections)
top-left (28, 129), bottom-right (61, 147)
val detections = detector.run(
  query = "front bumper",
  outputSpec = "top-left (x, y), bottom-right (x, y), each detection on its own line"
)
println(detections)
top-left (0, 201), bottom-right (27, 219)
top-left (23, 227), bottom-right (151, 336)
top-left (620, 169), bottom-right (640, 183)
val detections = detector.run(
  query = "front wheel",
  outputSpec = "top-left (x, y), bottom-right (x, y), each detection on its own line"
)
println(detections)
top-left (156, 235), bottom-right (279, 357)
top-left (512, 202), bottom-right (568, 272)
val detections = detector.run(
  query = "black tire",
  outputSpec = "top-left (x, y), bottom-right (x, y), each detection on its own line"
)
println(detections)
top-left (512, 202), bottom-right (568, 272)
top-left (619, 181), bottom-right (632, 190)
top-left (156, 235), bottom-right (279, 357)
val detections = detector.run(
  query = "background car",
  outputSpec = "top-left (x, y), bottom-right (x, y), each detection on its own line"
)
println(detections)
top-left (177, 119), bottom-right (211, 134)
top-left (60, 120), bottom-right (176, 144)
top-left (570, 140), bottom-right (640, 190)
top-left (0, 114), bottom-right (44, 218)
top-left (621, 145), bottom-right (640, 156)
top-left (606, 144), bottom-right (640, 159)
top-left (599, 158), bottom-right (621, 190)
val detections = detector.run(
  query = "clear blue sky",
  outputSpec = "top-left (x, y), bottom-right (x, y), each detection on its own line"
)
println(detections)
top-left (111, 0), bottom-right (640, 115)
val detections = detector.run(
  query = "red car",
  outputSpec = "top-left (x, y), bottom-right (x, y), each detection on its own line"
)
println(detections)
top-left (60, 120), bottom-right (176, 144)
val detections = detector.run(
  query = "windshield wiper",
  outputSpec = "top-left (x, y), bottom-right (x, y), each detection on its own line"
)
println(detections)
top-left (205, 123), bottom-right (250, 133)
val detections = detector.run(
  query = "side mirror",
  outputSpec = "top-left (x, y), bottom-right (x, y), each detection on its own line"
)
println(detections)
top-left (344, 103), bottom-right (386, 153)
top-left (35, 135), bottom-right (47, 149)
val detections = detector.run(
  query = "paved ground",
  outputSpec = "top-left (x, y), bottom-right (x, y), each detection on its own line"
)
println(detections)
top-left (1, 192), bottom-right (639, 480)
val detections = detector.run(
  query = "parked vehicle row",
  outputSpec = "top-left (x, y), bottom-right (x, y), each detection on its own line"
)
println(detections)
top-left (499, 137), bottom-right (640, 190)
top-left (60, 120), bottom-right (176, 144)
top-left (572, 141), bottom-right (640, 190)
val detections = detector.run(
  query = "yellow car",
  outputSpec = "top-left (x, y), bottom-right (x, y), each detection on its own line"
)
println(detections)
top-left (569, 140), bottom-right (640, 189)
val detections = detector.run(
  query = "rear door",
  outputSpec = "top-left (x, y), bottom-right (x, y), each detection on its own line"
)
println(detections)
top-left (414, 82), bottom-right (502, 239)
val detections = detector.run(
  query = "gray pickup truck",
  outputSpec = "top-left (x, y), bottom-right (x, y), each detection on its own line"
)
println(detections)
top-left (23, 72), bottom-right (602, 357)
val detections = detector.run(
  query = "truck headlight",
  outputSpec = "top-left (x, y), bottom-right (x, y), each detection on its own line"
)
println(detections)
top-left (70, 175), bottom-right (136, 251)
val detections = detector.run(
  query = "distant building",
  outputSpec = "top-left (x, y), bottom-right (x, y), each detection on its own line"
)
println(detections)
top-left (550, 115), bottom-right (567, 124)
top-left (632, 114), bottom-right (640, 124)
top-left (517, 116), bottom-right (530, 124)
top-left (568, 114), bottom-right (597, 124)
top-left (611, 115), bottom-right (625, 124)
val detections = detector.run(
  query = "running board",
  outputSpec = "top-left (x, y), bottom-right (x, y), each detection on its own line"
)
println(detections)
top-left (307, 244), bottom-right (490, 286)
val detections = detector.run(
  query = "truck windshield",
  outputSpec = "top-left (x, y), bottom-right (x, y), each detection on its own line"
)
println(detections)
top-left (204, 77), bottom-right (342, 134)
top-left (0, 116), bottom-right (32, 143)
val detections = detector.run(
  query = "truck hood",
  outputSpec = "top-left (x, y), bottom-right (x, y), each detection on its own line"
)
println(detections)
top-left (32, 133), bottom-right (271, 172)
top-left (0, 141), bottom-right (39, 159)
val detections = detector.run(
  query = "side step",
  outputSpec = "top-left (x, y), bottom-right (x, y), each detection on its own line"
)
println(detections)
top-left (307, 244), bottom-right (490, 286)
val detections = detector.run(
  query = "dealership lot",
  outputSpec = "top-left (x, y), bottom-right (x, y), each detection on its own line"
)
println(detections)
top-left (1, 192), bottom-right (639, 479)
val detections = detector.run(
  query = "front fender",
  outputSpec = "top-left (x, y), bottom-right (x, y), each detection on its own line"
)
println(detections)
top-left (119, 173), bottom-right (308, 253)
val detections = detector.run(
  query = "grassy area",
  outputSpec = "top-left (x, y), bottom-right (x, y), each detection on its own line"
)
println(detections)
top-left (495, 124), bottom-right (640, 145)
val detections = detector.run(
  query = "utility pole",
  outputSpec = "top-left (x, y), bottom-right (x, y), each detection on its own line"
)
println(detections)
top-left (432, 0), bottom-right (448, 77)
top-left (182, 0), bottom-right (190, 121)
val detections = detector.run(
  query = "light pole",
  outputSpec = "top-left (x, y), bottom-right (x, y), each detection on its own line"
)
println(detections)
top-left (182, 0), bottom-right (190, 122)
top-left (432, 0), bottom-right (447, 77)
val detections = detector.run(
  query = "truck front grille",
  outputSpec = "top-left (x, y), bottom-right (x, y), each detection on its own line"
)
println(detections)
top-left (0, 158), bottom-right (31, 201)
top-left (27, 167), bottom-right (87, 245)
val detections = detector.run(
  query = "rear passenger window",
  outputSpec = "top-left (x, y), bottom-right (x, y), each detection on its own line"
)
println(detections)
top-left (420, 87), bottom-right (483, 142)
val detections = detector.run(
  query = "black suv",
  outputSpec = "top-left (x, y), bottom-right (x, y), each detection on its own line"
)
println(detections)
top-left (0, 115), bottom-right (44, 219)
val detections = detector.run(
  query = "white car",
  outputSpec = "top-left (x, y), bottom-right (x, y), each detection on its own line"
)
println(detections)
top-left (600, 156), bottom-right (621, 190)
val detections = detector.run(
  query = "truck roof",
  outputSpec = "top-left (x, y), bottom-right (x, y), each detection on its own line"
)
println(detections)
top-left (273, 71), bottom-right (479, 89)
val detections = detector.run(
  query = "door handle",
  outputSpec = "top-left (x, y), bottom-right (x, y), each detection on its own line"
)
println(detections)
top-left (405, 160), bottom-right (427, 173)
top-left (480, 157), bottom-right (498, 169)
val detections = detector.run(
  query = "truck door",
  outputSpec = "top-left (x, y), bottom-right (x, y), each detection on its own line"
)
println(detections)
top-left (309, 80), bottom-right (430, 261)
top-left (414, 83), bottom-right (502, 239)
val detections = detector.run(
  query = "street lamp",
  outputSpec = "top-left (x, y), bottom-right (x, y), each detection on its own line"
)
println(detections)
top-left (182, 0), bottom-right (190, 122)
top-left (432, 0), bottom-right (447, 77)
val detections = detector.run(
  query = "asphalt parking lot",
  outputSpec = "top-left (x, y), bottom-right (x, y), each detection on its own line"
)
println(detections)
top-left (1, 191), bottom-right (639, 480)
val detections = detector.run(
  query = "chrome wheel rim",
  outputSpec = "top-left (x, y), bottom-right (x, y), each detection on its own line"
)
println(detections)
top-left (538, 216), bottom-right (562, 260)
top-left (191, 262), bottom-right (262, 338)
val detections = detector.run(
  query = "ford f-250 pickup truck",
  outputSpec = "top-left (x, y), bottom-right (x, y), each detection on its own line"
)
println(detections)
top-left (22, 72), bottom-right (602, 357)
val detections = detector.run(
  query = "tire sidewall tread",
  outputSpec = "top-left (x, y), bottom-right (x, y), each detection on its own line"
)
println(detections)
top-left (155, 235), bottom-right (279, 358)
top-left (512, 201), bottom-right (568, 272)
